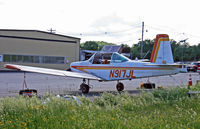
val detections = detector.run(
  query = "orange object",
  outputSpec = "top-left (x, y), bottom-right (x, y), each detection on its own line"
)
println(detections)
top-left (4, 64), bottom-right (20, 70)
top-left (140, 82), bottom-right (144, 88)
top-left (188, 74), bottom-right (192, 86)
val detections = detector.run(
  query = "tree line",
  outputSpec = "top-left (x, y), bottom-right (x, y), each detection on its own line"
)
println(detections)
top-left (81, 40), bottom-right (200, 62)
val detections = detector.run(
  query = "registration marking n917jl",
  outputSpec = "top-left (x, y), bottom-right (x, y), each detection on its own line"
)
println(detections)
top-left (109, 70), bottom-right (134, 78)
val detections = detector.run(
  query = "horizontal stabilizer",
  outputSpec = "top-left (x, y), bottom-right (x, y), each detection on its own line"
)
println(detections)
top-left (145, 64), bottom-right (186, 68)
top-left (144, 63), bottom-right (183, 67)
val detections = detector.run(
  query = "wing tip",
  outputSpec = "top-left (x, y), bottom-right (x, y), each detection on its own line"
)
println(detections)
top-left (4, 64), bottom-right (21, 70)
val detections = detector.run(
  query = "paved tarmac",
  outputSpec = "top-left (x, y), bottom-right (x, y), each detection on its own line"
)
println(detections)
top-left (0, 72), bottom-right (200, 97)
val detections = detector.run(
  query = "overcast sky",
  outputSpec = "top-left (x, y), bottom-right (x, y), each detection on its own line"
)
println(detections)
top-left (0, 0), bottom-right (200, 46)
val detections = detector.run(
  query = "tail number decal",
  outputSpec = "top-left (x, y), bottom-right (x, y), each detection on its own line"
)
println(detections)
top-left (109, 70), bottom-right (134, 78)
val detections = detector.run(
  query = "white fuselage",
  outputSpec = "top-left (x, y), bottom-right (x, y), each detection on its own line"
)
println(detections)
top-left (71, 33), bottom-right (184, 82)
top-left (71, 60), bottom-right (180, 81)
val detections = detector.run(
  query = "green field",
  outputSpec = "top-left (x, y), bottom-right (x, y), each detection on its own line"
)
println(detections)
top-left (1, 85), bottom-right (200, 129)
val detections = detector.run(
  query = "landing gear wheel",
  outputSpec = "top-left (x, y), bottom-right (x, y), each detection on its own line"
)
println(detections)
top-left (116, 82), bottom-right (124, 92)
top-left (80, 83), bottom-right (89, 94)
top-left (19, 89), bottom-right (37, 97)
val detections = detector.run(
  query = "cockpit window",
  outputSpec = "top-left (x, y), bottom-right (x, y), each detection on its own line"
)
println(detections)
top-left (89, 52), bottom-right (129, 64)
top-left (91, 53), bottom-right (112, 64)
top-left (111, 53), bottom-right (130, 63)
top-left (88, 54), bottom-right (94, 63)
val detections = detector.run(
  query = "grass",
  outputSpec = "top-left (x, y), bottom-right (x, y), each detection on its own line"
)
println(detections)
top-left (1, 84), bottom-right (200, 129)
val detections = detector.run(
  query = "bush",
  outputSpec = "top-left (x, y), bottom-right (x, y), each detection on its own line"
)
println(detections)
top-left (152, 87), bottom-right (189, 102)
top-left (190, 83), bottom-right (200, 91)
top-left (1, 87), bottom-right (200, 129)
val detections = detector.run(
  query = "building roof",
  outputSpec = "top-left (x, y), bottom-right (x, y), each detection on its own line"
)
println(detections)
top-left (0, 29), bottom-right (80, 40)
top-left (101, 45), bottom-right (122, 53)
top-left (81, 50), bottom-right (99, 54)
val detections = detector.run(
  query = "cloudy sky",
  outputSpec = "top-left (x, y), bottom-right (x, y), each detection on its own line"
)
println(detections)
top-left (0, 0), bottom-right (200, 46)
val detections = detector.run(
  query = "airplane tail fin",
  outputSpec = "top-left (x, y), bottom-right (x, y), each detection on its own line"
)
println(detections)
top-left (150, 34), bottom-right (174, 64)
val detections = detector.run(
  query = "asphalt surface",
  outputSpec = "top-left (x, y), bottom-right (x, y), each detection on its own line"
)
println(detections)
top-left (0, 72), bottom-right (200, 97)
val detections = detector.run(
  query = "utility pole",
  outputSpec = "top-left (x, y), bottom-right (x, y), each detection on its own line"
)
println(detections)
top-left (180, 38), bottom-right (188, 63)
top-left (141, 21), bottom-right (144, 59)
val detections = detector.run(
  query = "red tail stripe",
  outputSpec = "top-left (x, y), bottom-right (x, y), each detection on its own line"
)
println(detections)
top-left (150, 34), bottom-right (169, 62)
top-left (5, 64), bottom-right (20, 70)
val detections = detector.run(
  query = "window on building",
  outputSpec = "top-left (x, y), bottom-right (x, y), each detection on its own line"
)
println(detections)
top-left (23, 56), bottom-right (31, 63)
top-left (3, 54), bottom-right (65, 64)
top-left (34, 56), bottom-right (39, 63)
top-left (56, 57), bottom-right (65, 64)
top-left (3, 55), bottom-right (11, 62)
top-left (11, 55), bottom-right (17, 62)
top-left (0, 55), bottom-right (3, 62)
top-left (17, 55), bottom-right (23, 62)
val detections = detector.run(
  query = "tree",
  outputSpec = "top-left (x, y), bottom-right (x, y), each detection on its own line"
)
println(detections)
top-left (130, 39), bottom-right (154, 59)
top-left (171, 40), bottom-right (182, 61)
top-left (81, 41), bottom-right (116, 51)
top-left (81, 41), bottom-right (98, 50)
top-left (81, 40), bottom-right (200, 61)
top-left (131, 44), bottom-right (141, 60)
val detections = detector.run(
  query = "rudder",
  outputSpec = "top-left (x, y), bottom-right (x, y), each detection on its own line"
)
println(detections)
top-left (150, 34), bottom-right (174, 64)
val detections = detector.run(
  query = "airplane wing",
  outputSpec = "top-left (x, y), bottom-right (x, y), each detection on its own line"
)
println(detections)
top-left (4, 64), bottom-right (102, 80)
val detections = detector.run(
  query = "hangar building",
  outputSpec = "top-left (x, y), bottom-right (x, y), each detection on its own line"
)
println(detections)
top-left (0, 29), bottom-right (80, 70)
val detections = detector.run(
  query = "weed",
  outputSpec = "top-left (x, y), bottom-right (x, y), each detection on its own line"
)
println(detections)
top-left (0, 87), bottom-right (200, 128)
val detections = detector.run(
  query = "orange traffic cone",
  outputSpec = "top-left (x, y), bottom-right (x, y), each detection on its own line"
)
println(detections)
top-left (188, 74), bottom-right (192, 86)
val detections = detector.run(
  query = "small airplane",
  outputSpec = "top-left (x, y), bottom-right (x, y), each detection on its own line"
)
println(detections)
top-left (4, 34), bottom-right (186, 93)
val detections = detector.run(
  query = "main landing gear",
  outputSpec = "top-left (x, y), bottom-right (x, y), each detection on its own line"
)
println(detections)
top-left (116, 81), bottom-right (124, 92)
top-left (80, 79), bottom-right (90, 94)
top-left (19, 72), bottom-right (37, 97)
top-left (80, 79), bottom-right (125, 94)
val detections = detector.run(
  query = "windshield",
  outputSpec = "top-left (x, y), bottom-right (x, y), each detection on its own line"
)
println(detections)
top-left (111, 53), bottom-right (130, 63)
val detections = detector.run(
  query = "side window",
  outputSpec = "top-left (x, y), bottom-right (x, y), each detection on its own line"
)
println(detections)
top-left (101, 54), bottom-right (111, 64)
top-left (92, 53), bottom-right (111, 64)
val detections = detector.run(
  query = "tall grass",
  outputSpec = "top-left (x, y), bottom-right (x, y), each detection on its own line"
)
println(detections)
top-left (1, 86), bottom-right (200, 129)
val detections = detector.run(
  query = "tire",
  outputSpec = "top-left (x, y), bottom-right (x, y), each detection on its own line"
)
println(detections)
top-left (19, 89), bottom-right (37, 97)
top-left (80, 83), bottom-right (89, 94)
top-left (116, 82), bottom-right (124, 91)
top-left (66, 68), bottom-right (71, 71)
top-left (143, 83), bottom-right (155, 89)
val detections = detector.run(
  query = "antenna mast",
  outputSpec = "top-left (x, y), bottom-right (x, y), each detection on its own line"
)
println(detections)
top-left (141, 21), bottom-right (144, 58)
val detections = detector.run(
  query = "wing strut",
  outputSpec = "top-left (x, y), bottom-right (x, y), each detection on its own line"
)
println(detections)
top-left (23, 72), bottom-right (28, 89)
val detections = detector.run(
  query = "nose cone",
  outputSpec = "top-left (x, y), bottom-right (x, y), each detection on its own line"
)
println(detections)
top-left (70, 61), bottom-right (88, 72)
top-left (70, 61), bottom-right (78, 71)
top-left (70, 60), bottom-right (91, 72)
